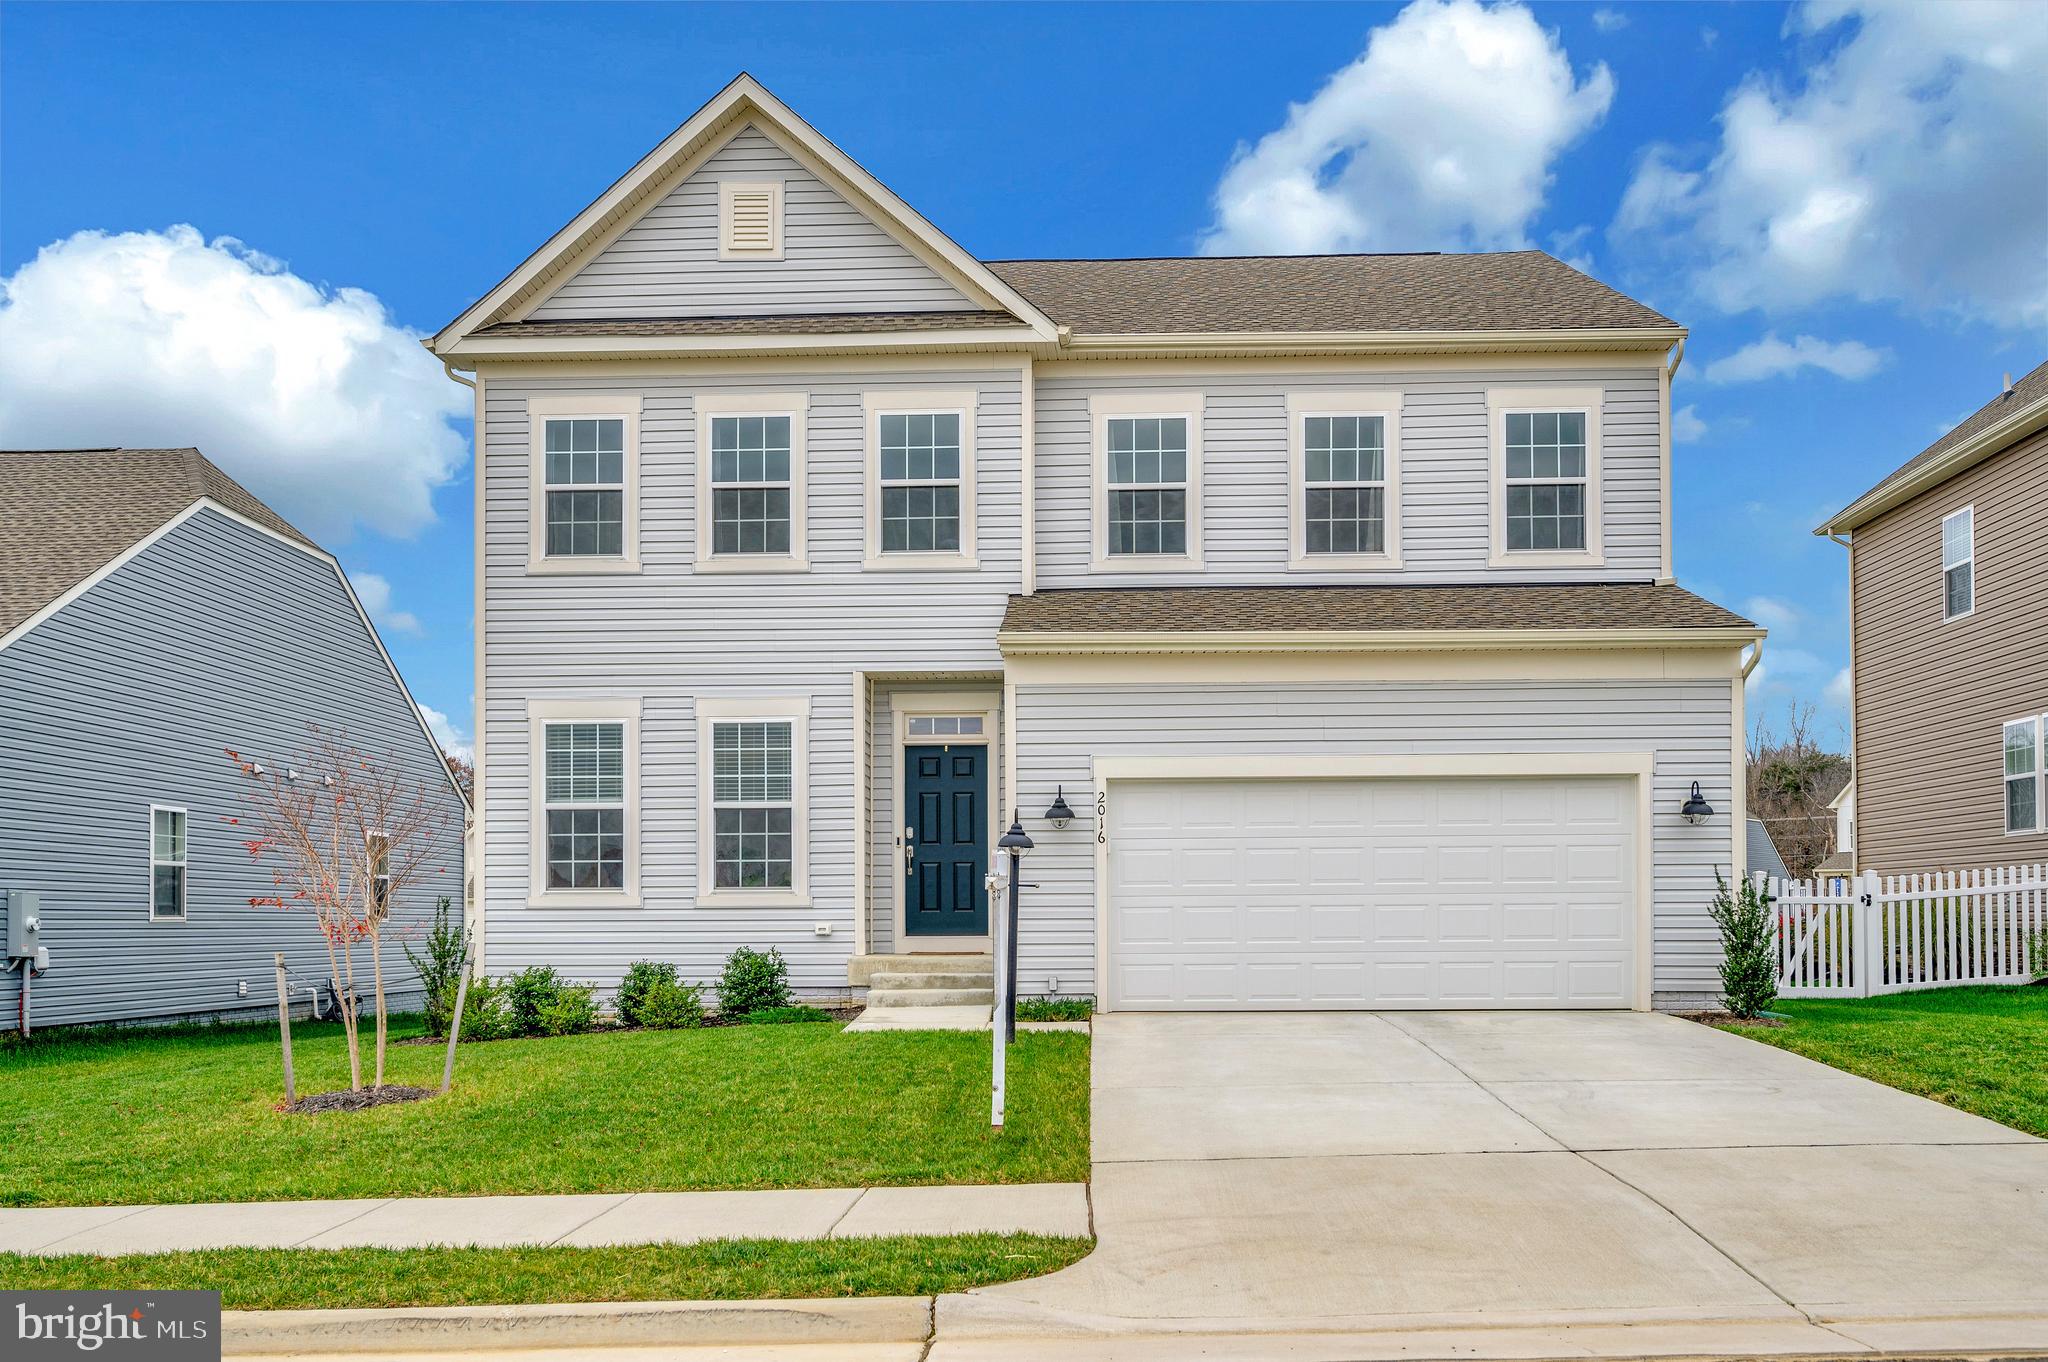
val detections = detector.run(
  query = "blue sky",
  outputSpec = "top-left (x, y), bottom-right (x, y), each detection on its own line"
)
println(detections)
top-left (4, 1), bottom-right (2042, 756)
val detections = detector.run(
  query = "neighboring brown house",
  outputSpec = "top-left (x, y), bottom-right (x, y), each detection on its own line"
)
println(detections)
top-left (1818, 361), bottom-right (2048, 874)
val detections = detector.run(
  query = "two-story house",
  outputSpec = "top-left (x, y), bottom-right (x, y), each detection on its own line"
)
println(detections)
top-left (1818, 361), bottom-right (2047, 875)
top-left (429, 76), bottom-right (1761, 1014)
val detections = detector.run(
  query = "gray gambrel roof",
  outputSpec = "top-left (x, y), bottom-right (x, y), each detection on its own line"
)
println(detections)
top-left (0, 448), bottom-right (316, 639)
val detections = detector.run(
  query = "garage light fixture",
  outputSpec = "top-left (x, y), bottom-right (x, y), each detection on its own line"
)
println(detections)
top-left (1680, 781), bottom-right (1715, 825)
top-left (1042, 788), bottom-right (1075, 830)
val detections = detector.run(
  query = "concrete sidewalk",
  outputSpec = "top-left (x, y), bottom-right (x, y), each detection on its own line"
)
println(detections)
top-left (0, 1182), bottom-right (1091, 1256)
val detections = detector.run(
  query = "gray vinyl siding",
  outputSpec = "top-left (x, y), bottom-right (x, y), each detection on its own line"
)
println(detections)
top-left (0, 509), bottom-right (466, 1029)
top-left (1009, 679), bottom-right (1735, 1007)
top-left (479, 368), bottom-right (1023, 996)
top-left (1032, 365), bottom-right (1665, 587)
top-left (528, 126), bottom-right (979, 321)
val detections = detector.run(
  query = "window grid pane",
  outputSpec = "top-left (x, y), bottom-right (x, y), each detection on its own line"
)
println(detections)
top-left (714, 807), bottom-right (793, 889)
top-left (1943, 509), bottom-right (1973, 569)
top-left (879, 413), bottom-right (963, 553)
top-left (712, 722), bottom-right (794, 804)
top-left (1946, 563), bottom-right (1973, 617)
top-left (1504, 410), bottom-right (1588, 552)
top-left (545, 723), bottom-right (625, 803)
top-left (546, 808), bottom-right (625, 890)
top-left (152, 865), bottom-right (185, 919)
top-left (710, 415), bottom-right (794, 555)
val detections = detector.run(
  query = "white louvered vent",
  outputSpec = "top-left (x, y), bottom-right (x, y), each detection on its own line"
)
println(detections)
top-left (720, 181), bottom-right (783, 259)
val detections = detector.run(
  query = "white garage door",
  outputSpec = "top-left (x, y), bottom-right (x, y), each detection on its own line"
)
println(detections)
top-left (1107, 777), bottom-right (1636, 1010)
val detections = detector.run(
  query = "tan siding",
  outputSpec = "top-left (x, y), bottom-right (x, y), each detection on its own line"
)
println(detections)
top-left (1851, 430), bottom-right (2048, 872)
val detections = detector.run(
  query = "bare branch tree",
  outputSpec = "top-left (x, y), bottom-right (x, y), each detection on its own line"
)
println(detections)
top-left (1746, 701), bottom-right (1850, 879)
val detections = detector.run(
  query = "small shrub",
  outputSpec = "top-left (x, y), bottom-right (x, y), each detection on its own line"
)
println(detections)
top-left (1015, 996), bottom-right (1094, 1022)
top-left (741, 1004), bottom-right (830, 1025)
top-left (456, 976), bottom-right (515, 1041)
top-left (1711, 870), bottom-right (1779, 1018)
top-left (717, 946), bottom-right (792, 1017)
top-left (616, 960), bottom-right (679, 1027)
top-left (537, 982), bottom-right (599, 1036)
top-left (401, 898), bottom-right (468, 1038)
top-left (2027, 923), bottom-right (2048, 982)
top-left (638, 977), bottom-right (707, 1030)
top-left (504, 966), bottom-right (563, 1037)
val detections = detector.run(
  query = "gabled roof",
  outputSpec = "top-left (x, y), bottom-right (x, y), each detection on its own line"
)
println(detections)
top-left (1746, 818), bottom-right (1792, 880)
top-left (1819, 359), bottom-right (2048, 535)
top-left (428, 74), bottom-right (1059, 353)
top-left (0, 447), bottom-right (314, 638)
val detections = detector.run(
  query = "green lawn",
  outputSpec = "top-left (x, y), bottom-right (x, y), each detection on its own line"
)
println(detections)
top-left (0, 1016), bottom-right (1089, 1206)
top-left (1721, 985), bottom-right (2048, 1137)
top-left (0, 1235), bottom-right (1095, 1310)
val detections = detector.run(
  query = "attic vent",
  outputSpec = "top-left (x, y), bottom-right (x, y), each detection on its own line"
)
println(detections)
top-left (719, 181), bottom-right (784, 260)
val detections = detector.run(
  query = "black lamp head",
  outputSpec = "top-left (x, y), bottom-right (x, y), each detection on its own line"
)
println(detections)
top-left (1680, 780), bottom-right (1715, 826)
top-left (998, 810), bottom-right (1035, 853)
top-left (1043, 787), bottom-right (1076, 830)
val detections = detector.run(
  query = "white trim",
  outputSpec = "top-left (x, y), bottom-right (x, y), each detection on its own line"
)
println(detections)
top-left (1089, 390), bottom-right (1204, 573)
top-left (696, 694), bottom-right (813, 909)
top-left (1486, 387), bottom-right (1605, 569)
top-left (998, 625), bottom-right (1764, 658)
top-left (853, 670), bottom-right (871, 958)
top-left (148, 803), bottom-right (188, 923)
top-left (1019, 360), bottom-right (1037, 595)
top-left (889, 690), bottom-right (1000, 952)
top-left (717, 179), bottom-right (784, 260)
top-left (1941, 504), bottom-right (1975, 622)
top-left (1087, 751), bottom-right (1659, 1014)
top-left (862, 390), bottom-right (979, 571)
top-left (526, 394), bottom-right (643, 575)
top-left (2004, 714), bottom-right (2044, 837)
top-left (696, 393), bottom-right (809, 572)
top-left (1819, 388), bottom-right (2048, 536)
top-left (527, 697), bottom-right (643, 909)
top-left (1285, 389), bottom-right (1403, 571)
top-left (472, 371), bottom-right (488, 972)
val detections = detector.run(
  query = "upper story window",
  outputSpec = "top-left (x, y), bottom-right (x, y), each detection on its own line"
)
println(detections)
top-left (1942, 506), bottom-right (1974, 620)
top-left (697, 395), bottom-right (807, 572)
top-left (150, 806), bottom-right (186, 921)
top-left (528, 698), bottom-right (640, 908)
top-left (2006, 716), bottom-right (2041, 834)
top-left (1090, 392), bottom-right (1203, 572)
top-left (1287, 391), bottom-right (1402, 568)
top-left (718, 180), bottom-right (784, 260)
top-left (698, 696), bottom-right (811, 907)
top-left (1488, 388), bottom-right (1603, 569)
top-left (865, 392), bottom-right (978, 569)
top-left (527, 395), bottom-right (641, 575)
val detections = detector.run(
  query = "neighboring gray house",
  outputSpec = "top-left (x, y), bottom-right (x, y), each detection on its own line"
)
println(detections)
top-left (0, 448), bottom-right (467, 1029)
top-left (1746, 818), bottom-right (1791, 880)
top-left (428, 75), bottom-right (1762, 1013)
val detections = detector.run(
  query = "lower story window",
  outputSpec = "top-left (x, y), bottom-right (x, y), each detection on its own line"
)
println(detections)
top-left (713, 721), bottom-right (794, 889)
top-left (151, 806), bottom-right (186, 920)
top-left (544, 722), bottom-right (625, 889)
top-left (2007, 717), bottom-right (2041, 834)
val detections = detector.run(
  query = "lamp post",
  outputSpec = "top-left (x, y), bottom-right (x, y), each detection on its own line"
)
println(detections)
top-left (997, 812), bottom-right (1033, 1042)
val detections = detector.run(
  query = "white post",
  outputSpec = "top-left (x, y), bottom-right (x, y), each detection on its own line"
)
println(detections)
top-left (1855, 870), bottom-right (1881, 997)
top-left (987, 854), bottom-right (1008, 1130)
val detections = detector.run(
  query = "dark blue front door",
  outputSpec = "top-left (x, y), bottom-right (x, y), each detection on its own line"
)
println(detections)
top-left (903, 743), bottom-right (988, 936)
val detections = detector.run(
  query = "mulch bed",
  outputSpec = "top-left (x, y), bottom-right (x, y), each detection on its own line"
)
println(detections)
top-left (283, 1084), bottom-right (435, 1114)
top-left (1679, 1010), bottom-right (1787, 1028)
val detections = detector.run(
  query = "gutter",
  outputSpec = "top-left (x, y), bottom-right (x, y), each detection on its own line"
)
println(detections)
top-left (996, 626), bottom-right (1766, 657)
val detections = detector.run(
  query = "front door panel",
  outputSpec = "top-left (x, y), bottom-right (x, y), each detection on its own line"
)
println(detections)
top-left (904, 743), bottom-right (988, 936)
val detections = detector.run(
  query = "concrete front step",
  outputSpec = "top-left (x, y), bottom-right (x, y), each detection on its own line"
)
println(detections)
top-left (868, 987), bottom-right (996, 1008)
top-left (848, 953), bottom-right (994, 985)
top-left (869, 971), bottom-right (993, 991)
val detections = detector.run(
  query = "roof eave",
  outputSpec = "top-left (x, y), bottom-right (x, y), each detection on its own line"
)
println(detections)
top-left (1816, 391), bottom-right (2048, 536)
top-left (441, 325), bottom-right (1048, 363)
top-left (997, 625), bottom-right (1764, 656)
top-left (1050, 325), bottom-right (1686, 358)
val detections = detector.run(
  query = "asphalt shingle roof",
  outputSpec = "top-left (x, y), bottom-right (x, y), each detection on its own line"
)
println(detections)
top-left (0, 448), bottom-right (314, 639)
top-left (474, 310), bottom-right (1022, 338)
top-left (1832, 359), bottom-right (2048, 519)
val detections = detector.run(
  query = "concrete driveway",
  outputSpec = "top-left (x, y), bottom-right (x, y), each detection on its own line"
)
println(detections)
top-left (939, 1011), bottom-right (2048, 1359)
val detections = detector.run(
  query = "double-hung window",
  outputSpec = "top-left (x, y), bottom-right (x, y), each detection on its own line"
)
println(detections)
top-left (866, 392), bottom-right (977, 567)
top-left (150, 806), bottom-right (186, 921)
top-left (367, 832), bottom-right (391, 913)
top-left (1091, 393), bottom-right (1202, 570)
top-left (1489, 389), bottom-right (1602, 567)
top-left (2006, 717), bottom-right (2042, 835)
top-left (697, 396), bottom-right (806, 570)
top-left (1288, 392), bottom-right (1401, 566)
top-left (528, 699), bottom-right (639, 906)
top-left (698, 697), bottom-right (810, 906)
top-left (528, 395), bottom-right (641, 573)
top-left (1942, 506), bottom-right (1974, 620)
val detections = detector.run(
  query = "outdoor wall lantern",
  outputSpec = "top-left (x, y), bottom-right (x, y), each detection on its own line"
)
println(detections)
top-left (1680, 781), bottom-right (1715, 825)
top-left (998, 813), bottom-right (1035, 854)
top-left (1042, 788), bottom-right (1075, 830)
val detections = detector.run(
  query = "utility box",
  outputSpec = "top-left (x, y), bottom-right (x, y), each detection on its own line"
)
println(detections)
top-left (5, 889), bottom-right (41, 959)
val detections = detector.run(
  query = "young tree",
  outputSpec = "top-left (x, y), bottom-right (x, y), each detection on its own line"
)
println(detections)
top-left (231, 727), bottom-right (451, 1092)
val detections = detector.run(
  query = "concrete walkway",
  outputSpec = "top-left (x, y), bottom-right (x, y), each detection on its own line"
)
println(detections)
top-left (936, 1010), bottom-right (2048, 1358)
top-left (0, 1182), bottom-right (1090, 1256)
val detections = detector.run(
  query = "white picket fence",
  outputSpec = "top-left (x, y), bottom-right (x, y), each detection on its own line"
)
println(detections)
top-left (1768, 863), bottom-right (2048, 997)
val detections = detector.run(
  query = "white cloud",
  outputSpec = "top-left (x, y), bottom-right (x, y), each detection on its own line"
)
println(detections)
top-left (1673, 403), bottom-right (1708, 443)
top-left (0, 225), bottom-right (467, 541)
top-left (1612, 0), bottom-right (2048, 327)
top-left (417, 703), bottom-right (471, 764)
top-left (1742, 595), bottom-right (1803, 639)
top-left (1825, 666), bottom-right (1853, 711)
top-left (1703, 333), bottom-right (1889, 384)
top-left (1591, 8), bottom-right (1628, 32)
top-left (1201, 0), bottom-right (1614, 254)
top-left (352, 572), bottom-right (423, 636)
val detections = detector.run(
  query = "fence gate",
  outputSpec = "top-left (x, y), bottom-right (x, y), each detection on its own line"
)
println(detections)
top-left (1768, 864), bottom-right (2048, 998)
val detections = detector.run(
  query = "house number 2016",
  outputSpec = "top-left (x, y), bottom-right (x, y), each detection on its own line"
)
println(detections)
top-left (1096, 790), bottom-right (1108, 843)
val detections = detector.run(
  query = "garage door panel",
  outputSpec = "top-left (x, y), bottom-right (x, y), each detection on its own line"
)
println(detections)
top-left (1107, 776), bottom-right (1635, 1010)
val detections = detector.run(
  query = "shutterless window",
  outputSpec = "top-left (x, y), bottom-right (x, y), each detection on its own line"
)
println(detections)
top-left (544, 722), bottom-right (625, 890)
top-left (1943, 507), bottom-right (1974, 619)
top-left (2006, 717), bottom-right (2041, 834)
top-left (710, 416), bottom-right (793, 556)
top-left (1304, 415), bottom-right (1387, 554)
top-left (367, 832), bottom-right (391, 912)
top-left (543, 418), bottom-right (625, 557)
top-left (712, 721), bottom-right (794, 889)
top-left (906, 715), bottom-right (983, 736)
top-left (151, 807), bottom-right (186, 920)
top-left (880, 413), bottom-right (961, 553)
top-left (1107, 417), bottom-right (1188, 555)
top-left (1504, 411), bottom-right (1588, 551)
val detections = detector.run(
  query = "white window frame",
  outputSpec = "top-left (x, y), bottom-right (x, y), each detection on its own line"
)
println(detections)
top-left (2004, 715), bottom-right (2043, 836)
top-left (1487, 387), bottom-right (1604, 569)
top-left (1942, 505), bottom-right (1975, 622)
top-left (696, 393), bottom-right (808, 573)
top-left (527, 698), bottom-right (642, 908)
top-left (1286, 390), bottom-right (1403, 570)
top-left (527, 394), bottom-right (642, 575)
top-left (718, 179), bottom-right (785, 261)
top-left (367, 830), bottom-right (391, 913)
top-left (697, 695), bottom-right (812, 909)
top-left (149, 804), bottom-right (187, 923)
top-left (1089, 391), bottom-right (1204, 573)
top-left (863, 391), bottom-right (979, 570)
